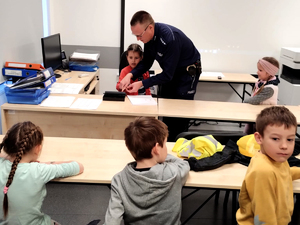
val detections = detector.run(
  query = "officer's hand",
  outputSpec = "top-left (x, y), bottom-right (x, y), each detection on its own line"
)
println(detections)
top-left (119, 73), bottom-right (133, 91)
top-left (126, 81), bottom-right (143, 93)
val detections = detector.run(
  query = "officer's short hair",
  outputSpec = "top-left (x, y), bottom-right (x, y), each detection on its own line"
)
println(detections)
top-left (130, 10), bottom-right (155, 26)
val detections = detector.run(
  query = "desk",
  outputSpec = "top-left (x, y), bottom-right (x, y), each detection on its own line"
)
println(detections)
top-left (0, 135), bottom-right (299, 191)
top-left (158, 98), bottom-right (300, 124)
top-left (2, 97), bottom-right (300, 139)
top-left (2, 136), bottom-right (299, 191)
top-left (155, 70), bottom-right (257, 101)
top-left (200, 73), bottom-right (257, 101)
top-left (55, 70), bottom-right (99, 94)
top-left (1, 95), bottom-right (157, 139)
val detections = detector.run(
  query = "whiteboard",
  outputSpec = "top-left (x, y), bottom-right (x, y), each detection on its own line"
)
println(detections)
top-left (124, 0), bottom-right (300, 73)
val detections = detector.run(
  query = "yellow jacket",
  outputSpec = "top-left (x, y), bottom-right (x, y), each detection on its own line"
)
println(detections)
top-left (172, 135), bottom-right (223, 159)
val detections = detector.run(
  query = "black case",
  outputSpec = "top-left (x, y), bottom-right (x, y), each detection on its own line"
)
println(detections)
top-left (103, 91), bottom-right (126, 101)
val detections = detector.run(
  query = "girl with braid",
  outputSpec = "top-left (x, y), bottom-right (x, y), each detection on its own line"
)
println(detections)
top-left (0, 121), bottom-right (84, 225)
top-left (244, 57), bottom-right (280, 134)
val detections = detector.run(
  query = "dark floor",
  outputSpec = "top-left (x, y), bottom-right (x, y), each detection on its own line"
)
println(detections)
top-left (42, 182), bottom-right (300, 225)
top-left (42, 183), bottom-right (238, 225)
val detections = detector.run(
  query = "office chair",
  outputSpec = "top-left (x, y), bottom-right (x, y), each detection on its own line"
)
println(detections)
top-left (119, 51), bottom-right (129, 74)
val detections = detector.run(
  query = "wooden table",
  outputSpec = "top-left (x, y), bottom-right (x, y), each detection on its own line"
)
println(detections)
top-left (2, 97), bottom-right (300, 139)
top-left (158, 98), bottom-right (300, 124)
top-left (1, 95), bottom-right (157, 139)
top-left (1, 136), bottom-right (299, 191)
top-left (55, 70), bottom-right (99, 94)
top-left (155, 70), bottom-right (257, 101)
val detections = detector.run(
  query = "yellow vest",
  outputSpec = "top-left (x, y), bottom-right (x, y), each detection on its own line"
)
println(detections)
top-left (172, 135), bottom-right (223, 159)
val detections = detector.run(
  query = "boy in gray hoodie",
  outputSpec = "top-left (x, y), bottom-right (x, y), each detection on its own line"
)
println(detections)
top-left (104, 117), bottom-right (190, 225)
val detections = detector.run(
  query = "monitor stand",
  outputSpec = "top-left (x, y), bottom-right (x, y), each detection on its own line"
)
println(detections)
top-left (54, 73), bottom-right (62, 78)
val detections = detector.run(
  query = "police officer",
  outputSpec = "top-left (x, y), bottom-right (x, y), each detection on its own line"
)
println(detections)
top-left (120, 10), bottom-right (202, 141)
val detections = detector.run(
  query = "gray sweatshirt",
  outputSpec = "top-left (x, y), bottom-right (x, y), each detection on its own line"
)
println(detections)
top-left (104, 154), bottom-right (190, 225)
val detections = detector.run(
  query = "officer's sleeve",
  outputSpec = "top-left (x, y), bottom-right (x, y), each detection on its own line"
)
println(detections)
top-left (131, 47), bottom-right (155, 81)
top-left (142, 38), bottom-right (181, 89)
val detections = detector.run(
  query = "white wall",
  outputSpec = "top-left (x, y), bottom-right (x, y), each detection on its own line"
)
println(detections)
top-left (0, 0), bottom-right (44, 83)
top-left (48, 0), bottom-right (121, 47)
top-left (124, 0), bottom-right (300, 73)
top-left (48, 0), bottom-right (300, 98)
top-left (48, 0), bottom-right (121, 94)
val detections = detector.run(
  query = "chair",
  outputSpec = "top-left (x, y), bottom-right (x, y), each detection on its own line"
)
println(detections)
top-left (119, 51), bottom-right (129, 74)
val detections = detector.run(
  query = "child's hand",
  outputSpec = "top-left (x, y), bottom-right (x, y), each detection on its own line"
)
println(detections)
top-left (120, 73), bottom-right (133, 91)
top-left (127, 81), bottom-right (143, 93)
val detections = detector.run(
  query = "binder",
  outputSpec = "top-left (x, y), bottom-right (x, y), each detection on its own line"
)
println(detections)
top-left (10, 68), bottom-right (55, 89)
top-left (27, 75), bottom-right (56, 89)
top-left (5, 62), bottom-right (45, 70)
top-left (2, 68), bottom-right (38, 77)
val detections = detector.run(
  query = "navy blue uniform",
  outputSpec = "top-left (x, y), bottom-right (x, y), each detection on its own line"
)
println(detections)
top-left (131, 23), bottom-right (201, 100)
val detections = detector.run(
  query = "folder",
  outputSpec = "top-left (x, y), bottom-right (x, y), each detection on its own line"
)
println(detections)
top-left (2, 68), bottom-right (38, 77)
top-left (10, 68), bottom-right (55, 89)
top-left (5, 62), bottom-right (45, 70)
top-left (26, 75), bottom-right (56, 89)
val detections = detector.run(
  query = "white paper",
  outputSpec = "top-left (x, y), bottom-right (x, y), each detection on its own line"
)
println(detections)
top-left (50, 83), bottom-right (84, 94)
top-left (40, 96), bottom-right (75, 107)
top-left (70, 98), bottom-right (102, 110)
top-left (127, 95), bottom-right (157, 105)
top-left (71, 52), bottom-right (99, 61)
top-left (201, 72), bottom-right (224, 77)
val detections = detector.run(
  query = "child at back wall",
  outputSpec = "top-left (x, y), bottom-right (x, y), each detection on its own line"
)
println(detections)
top-left (0, 121), bottom-right (84, 225)
top-left (244, 57), bottom-right (280, 134)
top-left (116, 43), bottom-right (151, 95)
top-left (244, 57), bottom-right (280, 105)
top-left (236, 106), bottom-right (300, 224)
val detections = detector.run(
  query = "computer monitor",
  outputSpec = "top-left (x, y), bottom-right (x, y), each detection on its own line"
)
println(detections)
top-left (41, 33), bottom-right (62, 78)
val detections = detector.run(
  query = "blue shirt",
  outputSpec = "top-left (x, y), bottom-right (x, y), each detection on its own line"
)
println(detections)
top-left (131, 23), bottom-right (200, 89)
top-left (0, 159), bottom-right (80, 225)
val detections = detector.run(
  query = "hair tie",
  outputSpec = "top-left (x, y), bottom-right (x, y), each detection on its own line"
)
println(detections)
top-left (258, 59), bottom-right (279, 76)
top-left (3, 186), bottom-right (8, 194)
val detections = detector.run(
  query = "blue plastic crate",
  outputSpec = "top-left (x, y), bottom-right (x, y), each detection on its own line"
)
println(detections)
top-left (5, 86), bottom-right (50, 105)
top-left (69, 61), bottom-right (99, 72)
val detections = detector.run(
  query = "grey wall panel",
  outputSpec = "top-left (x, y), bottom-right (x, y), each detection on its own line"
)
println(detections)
top-left (62, 45), bottom-right (120, 69)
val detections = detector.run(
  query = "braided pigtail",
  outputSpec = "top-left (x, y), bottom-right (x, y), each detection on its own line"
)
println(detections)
top-left (2, 122), bottom-right (42, 219)
top-left (255, 83), bottom-right (265, 96)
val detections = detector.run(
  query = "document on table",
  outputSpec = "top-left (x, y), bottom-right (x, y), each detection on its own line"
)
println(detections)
top-left (50, 83), bottom-right (84, 94)
top-left (127, 95), bottom-right (157, 105)
top-left (70, 98), bottom-right (102, 110)
top-left (201, 72), bottom-right (224, 77)
top-left (40, 96), bottom-right (76, 107)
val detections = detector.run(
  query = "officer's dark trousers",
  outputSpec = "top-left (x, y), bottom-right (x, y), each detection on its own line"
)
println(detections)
top-left (160, 68), bottom-right (200, 142)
